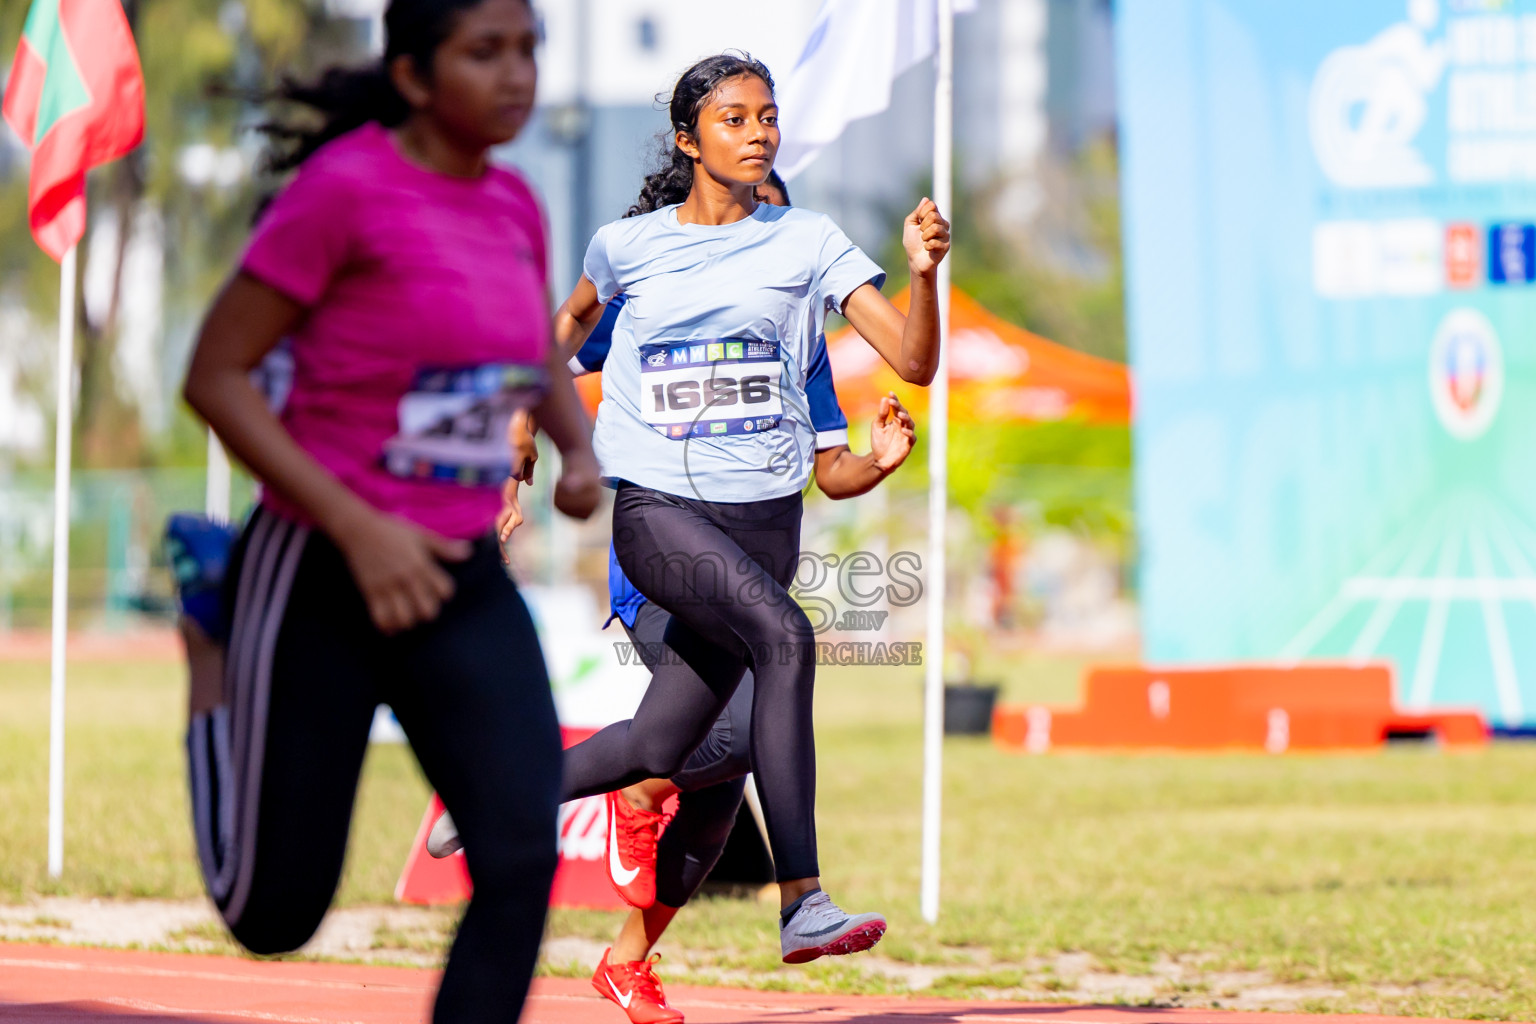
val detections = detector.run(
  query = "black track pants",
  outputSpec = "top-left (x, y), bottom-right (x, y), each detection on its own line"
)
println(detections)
top-left (623, 600), bottom-right (754, 908)
top-left (561, 482), bottom-right (820, 882)
top-left (188, 505), bottom-right (561, 1024)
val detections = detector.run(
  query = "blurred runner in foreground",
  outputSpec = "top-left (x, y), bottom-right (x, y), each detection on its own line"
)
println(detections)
top-left (179, 1), bottom-right (598, 1020)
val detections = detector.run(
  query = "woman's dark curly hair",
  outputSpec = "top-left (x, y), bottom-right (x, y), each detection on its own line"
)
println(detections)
top-left (626, 53), bottom-right (776, 218)
top-left (259, 0), bottom-right (529, 175)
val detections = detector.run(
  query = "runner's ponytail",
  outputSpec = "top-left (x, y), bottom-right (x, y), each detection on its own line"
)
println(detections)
top-left (259, 0), bottom-right (526, 175)
top-left (627, 52), bottom-right (776, 218)
top-left (260, 64), bottom-right (406, 174)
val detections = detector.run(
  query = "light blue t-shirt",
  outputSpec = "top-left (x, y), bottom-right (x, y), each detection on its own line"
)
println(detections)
top-left (583, 202), bottom-right (883, 502)
top-left (577, 299), bottom-right (854, 628)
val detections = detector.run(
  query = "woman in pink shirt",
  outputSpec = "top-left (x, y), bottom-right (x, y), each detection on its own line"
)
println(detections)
top-left (181, 1), bottom-right (597, 1020)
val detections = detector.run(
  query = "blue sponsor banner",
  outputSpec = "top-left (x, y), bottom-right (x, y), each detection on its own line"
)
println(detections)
top-left (1119, 0), bottom-right (1536, 724)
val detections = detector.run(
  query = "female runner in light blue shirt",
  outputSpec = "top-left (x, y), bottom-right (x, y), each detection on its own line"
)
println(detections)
top-left (551, 52), bottom-right (949, 965)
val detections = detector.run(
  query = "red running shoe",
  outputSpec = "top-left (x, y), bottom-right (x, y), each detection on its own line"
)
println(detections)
top-left (591, 948), bottom-right (684, 1024)
top-left (605, 790), bottom-right (663, 908)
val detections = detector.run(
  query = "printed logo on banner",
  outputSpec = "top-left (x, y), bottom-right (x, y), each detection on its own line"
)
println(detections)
top-left (1487, 223), bottom-right (1535, 283)
top-left (1377, 218), bottom-right (1443, 293)
top-left (1446, 222), bottom-right (1481, 287)
top-left (1429, 307), bottom-right (1504, 440)
top-left (1309, 0), bottom-right (1446, 188)
top-left (1313, 219), bottom-right (1441, 297)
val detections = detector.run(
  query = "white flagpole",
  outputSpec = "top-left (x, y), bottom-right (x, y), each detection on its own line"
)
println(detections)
top-left (920, 0), bottom-right (954, 925)
top-left (205, 429), bottom-right (231, 522)
top-left (48, 244), bottom-right (78, 879)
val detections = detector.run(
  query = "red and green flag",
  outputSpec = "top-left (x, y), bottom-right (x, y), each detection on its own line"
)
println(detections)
top-left (2, 0), bottom-right (144, 262)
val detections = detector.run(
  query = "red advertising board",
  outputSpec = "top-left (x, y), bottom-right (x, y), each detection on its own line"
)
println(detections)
top-left (396, 727), bottom-right (676, 909)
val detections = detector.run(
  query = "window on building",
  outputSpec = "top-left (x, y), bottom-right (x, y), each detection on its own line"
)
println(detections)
top-left (637, 16), bottom-right (658, 52)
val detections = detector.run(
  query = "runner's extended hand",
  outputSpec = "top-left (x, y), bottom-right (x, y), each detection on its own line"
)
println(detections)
top-left (496, 477), bottom-right (525, 564)
top-left (554, 449), bottom-right (602, 520)
top-left (870, 393), bottom-right (917, 473)
top-left (510, 408), bottom-right (538, 485)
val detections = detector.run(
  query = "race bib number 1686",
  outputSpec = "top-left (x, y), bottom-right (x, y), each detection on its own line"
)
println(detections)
top-left (640, 338), bottom-right (783, 439)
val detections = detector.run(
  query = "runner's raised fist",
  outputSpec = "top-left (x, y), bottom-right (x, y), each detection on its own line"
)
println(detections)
top-left (903, 198), bottom-right (950, 276)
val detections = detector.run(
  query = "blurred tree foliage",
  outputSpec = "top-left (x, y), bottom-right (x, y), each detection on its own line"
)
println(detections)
top-left (868, 138), bottom-right (1135, 549)
top-left (0, 0), bottom-right (363, 468)
top-left (957, 140), bottom-right (1125, 365)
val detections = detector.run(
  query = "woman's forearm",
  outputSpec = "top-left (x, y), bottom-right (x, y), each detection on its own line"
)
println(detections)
top-left (185, 368), bottom-right (374, 538)
top-left (814, 447), bottom-right (887, 500)
top-left (900, 269), bottom-right (942, 387)
top-left (533, 343), bottom-right (596, 462)
top-left (183, 275), bottom-right (377, 539)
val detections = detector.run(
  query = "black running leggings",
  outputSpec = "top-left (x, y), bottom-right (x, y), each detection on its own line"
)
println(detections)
top-left (561, 482), bottom-right (819, 882)
top-left (623, 600), bottom-right (756, 908)
top-left (188, 505), bottom-right (561, 1024)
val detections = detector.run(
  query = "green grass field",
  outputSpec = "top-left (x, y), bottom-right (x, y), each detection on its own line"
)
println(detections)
top-left (3, 654), bottom-right (1536, 1019)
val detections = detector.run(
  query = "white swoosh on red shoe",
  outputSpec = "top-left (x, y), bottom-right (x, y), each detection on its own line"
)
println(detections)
top-left (605, 972), bottom-right (634, 1009)
top-left (608, 799), bottom-right (640, 887)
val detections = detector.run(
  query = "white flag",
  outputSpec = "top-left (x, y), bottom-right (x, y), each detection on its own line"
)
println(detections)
top-left (774, 0), bottom-right (975, 181)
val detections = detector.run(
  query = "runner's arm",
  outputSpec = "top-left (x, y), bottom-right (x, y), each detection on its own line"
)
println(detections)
top-left (184, 273), bottom-right (471, 634)
top-left (840, 198), bottom-right (951, 386)
top-left (531, 338), bottom-right (602, 520)
top-left (814, 394), bottom-right (916, 499)
top-left (185, 273), bottom-right (393, 542)
top-left (554, 275), bottom-right (610, 362)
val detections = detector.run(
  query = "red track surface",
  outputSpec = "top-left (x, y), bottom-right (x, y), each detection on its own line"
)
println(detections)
top-left (0, 944), bottom-right (1487, 1024)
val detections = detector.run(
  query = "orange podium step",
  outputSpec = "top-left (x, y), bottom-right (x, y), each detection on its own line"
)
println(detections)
top-left (993, 664), bottom-right (1488, 754)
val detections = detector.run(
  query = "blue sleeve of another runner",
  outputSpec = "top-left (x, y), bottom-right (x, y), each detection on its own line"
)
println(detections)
top-left (806, 335), bottom-right (850, 451)
top-left (574, 295), bottom-right (627, 374)
top-left (607, 540), bottom-right (647, 630)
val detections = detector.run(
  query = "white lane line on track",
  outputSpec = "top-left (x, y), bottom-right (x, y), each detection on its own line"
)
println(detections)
top-left (95, 995), bottom-right (367, 1024)
top-left (661, 996), bottom-right (1190, 1023)
top-left (3, 965), bottom-right (1213, 1024)
top-left (0, 957), bottom-right (431, 995)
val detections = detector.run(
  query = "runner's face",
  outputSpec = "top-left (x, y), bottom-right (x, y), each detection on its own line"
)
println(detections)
top-left (688, 75), bottom-right (779, 190)
top-left (426, 0), bottom-right (538, 148)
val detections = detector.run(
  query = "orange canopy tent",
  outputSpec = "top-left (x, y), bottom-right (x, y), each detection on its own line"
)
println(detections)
top-left (825, 287), bottom-right (1131, 424)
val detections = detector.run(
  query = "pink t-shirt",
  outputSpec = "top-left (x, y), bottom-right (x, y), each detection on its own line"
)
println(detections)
top-left (242, 122), bottom-right (550, 539)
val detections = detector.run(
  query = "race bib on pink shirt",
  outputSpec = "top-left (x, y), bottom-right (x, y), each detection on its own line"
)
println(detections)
top-left (381, 364), bottom-right (547, 487)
